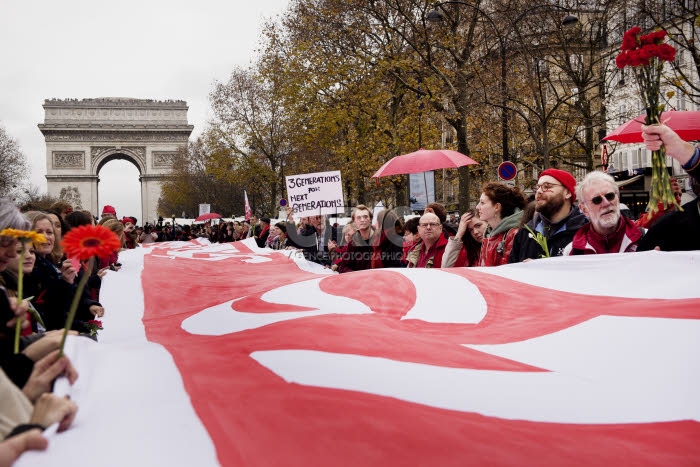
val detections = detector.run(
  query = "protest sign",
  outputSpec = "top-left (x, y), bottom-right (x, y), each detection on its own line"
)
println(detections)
top-left (285, 170), bottom-right (344, 217)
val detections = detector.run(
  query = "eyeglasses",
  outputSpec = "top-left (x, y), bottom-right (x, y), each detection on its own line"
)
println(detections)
top-left (589, 192), bottom-right (616, 205)
top-left (536, 182), bottom-right (563, 192)
top-left (418, 222), bottom-right (441, 228)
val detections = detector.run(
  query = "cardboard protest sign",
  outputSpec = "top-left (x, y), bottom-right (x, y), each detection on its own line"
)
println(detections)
top-left (285, 170), bottom-right (344, 217)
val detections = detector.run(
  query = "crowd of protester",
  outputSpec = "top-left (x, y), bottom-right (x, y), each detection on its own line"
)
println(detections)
top-left (0, 125), bottom-right (698, 463)
top-left (281, 126), bottom-right (697, 271)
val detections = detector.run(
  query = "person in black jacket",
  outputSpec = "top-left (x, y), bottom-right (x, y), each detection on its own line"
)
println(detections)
top-left (509, 169), bottom-right (587, 261)
top-left (254, 218), bottom-right (271, 248)
top-left (285, 208), bottom-right (333, 267)
top-left (638, 177), bottom-right (700, 252)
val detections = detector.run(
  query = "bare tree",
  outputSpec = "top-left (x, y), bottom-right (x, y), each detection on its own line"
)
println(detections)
top-left (208, 56), bottom-right (294, 216)
top-left (158, 139), bottom-right (244, 219)
top-left (0, 124), bottom-right (29, 200)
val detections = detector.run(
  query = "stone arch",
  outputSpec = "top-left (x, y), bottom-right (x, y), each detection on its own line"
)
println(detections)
top-left (39, 98), bottom-right (193, 223)
top-left (92, 147), bottom-right (146, 176)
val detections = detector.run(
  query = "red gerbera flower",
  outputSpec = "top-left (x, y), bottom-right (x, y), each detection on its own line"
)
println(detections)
top-left (61, 225), bottom-right (122, 260)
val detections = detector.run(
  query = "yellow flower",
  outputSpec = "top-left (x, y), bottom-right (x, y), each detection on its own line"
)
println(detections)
top-left (0, 228), bottom-right (47, 244)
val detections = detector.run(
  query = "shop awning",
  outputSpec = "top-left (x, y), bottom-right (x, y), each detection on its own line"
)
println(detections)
top-left (615, 174), bottom-right (643, 187)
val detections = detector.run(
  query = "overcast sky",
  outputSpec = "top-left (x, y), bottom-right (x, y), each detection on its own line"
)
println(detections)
top-left (0, 0), bottom-right (290, 223)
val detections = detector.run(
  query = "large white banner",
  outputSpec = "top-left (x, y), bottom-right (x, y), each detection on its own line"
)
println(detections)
top-left (16, 241), bottom-right (700, 466)
top-left (285, 170), bottom-right (344, 217)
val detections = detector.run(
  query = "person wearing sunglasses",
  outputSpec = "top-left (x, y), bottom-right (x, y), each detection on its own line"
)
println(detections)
top-left (564, 171), bottom-right (645, 255)
top-left (509, 169), bottom-right (588, 261)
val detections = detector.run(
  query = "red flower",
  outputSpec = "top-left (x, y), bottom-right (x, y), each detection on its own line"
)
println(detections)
top-left (656, 43), bottom-right (677, 62)
top-left (641, 29), bottom-right (667, 46)
top-left (61, 225), bottom-right (122, 261)
top-left (87, 319), bottom-right (103, 328)
top-left (621, 26), bottom-right (641, 51)
top-left (616, 53), bottom-right (629, 68)
top-left (616, 27), bottom-right (676, 69)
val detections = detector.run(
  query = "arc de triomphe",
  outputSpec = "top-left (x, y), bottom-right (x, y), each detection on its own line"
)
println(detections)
top-left (38, 98), bottom-right (193, 224)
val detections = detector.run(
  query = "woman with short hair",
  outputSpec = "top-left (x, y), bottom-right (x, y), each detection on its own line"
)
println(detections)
top-left (266, 222), bottom-right (288, 250)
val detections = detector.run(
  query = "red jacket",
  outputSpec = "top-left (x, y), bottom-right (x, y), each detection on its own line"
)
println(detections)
top-left (478, 228), bottom-right (519, 267)
top-left (406, 235), bottom-right (448, 268)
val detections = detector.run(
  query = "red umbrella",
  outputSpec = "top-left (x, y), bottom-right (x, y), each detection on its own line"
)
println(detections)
top-left (195, 212), bottom-right (222, 222)
top-left (372, 149), bottom-right (479, 179)
top-left (603, 111), bottom-right (700, 144)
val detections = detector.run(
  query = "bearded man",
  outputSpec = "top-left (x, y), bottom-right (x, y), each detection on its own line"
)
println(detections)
top-left (564, 171), bottom-right (645, 255)
top-left (509, 169), bottom-right (587, 262)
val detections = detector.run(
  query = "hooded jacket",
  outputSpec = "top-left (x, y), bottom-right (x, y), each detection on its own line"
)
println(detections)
top-left (478, 209), bottom-right (522, 267)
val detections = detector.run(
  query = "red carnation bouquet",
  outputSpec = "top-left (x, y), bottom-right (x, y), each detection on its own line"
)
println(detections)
top-left (616, 27), bottom-right (679, 216)
top-left (85, 319), bottom-right (103, 337)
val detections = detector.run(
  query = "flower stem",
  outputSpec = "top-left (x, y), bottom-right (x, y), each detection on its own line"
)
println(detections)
top-left (13, 246), bottom-right (25, 354)
top-left (58, 257), bottom-right (93, 358)
top-left (523, 225), bottom-right (550, 258)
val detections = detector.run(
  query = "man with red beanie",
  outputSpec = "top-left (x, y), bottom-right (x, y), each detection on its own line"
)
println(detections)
top-left (509, 168), bottom-right (587, 261)
top-left (101, 205), bottom-right (117, 220)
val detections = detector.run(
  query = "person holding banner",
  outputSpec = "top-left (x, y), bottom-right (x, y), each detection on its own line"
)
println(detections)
top-left (285, 208), bottom-right (333, 267)
top-left (564, 172), bottom-right (644, 255)
top-left (441, 210), bottom-right (486, 268)
top-left (370, 210), bottom-right (404, 269)
top-left (406, 212), bottom-right (447, 268)
top-left (246, 215), bottom-right (260, 239)
top-left (266, 223), bottom-right (288, 250)
top-left (334, 205), bottom-right (375, 273)
top-left (477, 183), bottom-right (527, 266)
top-left (254, 218), bottom-right (271, 248)
top-left (509, 169), bottom-right (586, 261)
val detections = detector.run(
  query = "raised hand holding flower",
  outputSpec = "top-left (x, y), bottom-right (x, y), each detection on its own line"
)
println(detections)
top-left (616, 26), bottom-right (679, 217)
top-left (58, 225), bottom-right (121, 356)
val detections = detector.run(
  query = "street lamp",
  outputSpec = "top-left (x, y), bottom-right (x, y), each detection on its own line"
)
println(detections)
top-left (427, 2), bottom-right (575, 165)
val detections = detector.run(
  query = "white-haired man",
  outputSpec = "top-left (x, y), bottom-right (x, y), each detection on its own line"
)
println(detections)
top-left (563, 172), bottom-right (645, 255)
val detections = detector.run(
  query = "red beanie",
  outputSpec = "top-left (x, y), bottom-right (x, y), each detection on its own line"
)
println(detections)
top-left (102, 205), bottom-right (117, 216)
top-left (539, 169), bottom-right (577, 202)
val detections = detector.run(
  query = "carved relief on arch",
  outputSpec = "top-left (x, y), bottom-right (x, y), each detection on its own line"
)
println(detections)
top-left (52, 151), bottom-right (85, 169)
top-left (152, 151), bottom-right (178, 168)
top-left (90, 146), bottom-right (146, 174)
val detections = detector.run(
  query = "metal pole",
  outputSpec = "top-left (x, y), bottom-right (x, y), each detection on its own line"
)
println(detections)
top-left (501, 40), bottom-right (509, 162)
